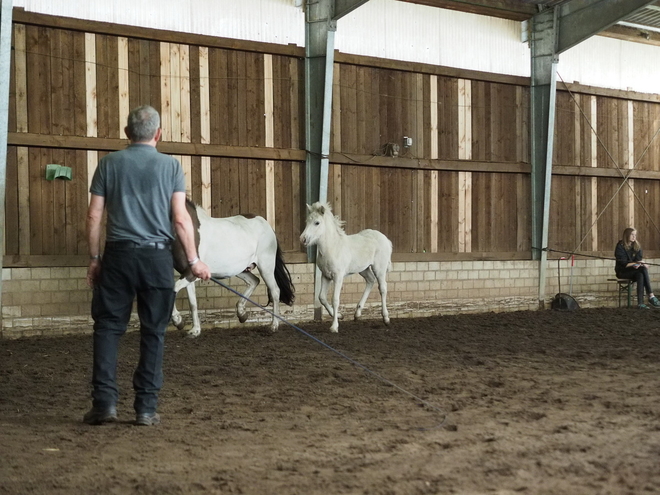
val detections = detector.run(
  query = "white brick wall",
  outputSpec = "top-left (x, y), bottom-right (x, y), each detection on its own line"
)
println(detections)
top-left (1, 258), bottom-right (650, 338)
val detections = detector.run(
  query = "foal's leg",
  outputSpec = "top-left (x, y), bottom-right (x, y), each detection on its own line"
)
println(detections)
top-left (318, 275), bottom-right (338, 318)
top-left (374, 267), bottom-right (390, 326)
top-left (235, 272), bottom-right (260, 324)
top-left (355, 267), bottom-right (376, 321)
top-left (329, 274), bottom-right (346, 333)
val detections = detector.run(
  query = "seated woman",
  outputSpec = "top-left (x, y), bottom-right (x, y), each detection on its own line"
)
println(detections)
top-left (614, 227), bottom-right (660, 309)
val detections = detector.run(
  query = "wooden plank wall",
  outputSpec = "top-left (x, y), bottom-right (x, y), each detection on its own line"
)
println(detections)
top-left (6, 10), bottom-right (660, 268)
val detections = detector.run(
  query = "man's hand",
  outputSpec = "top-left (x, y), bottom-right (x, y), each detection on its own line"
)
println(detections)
top-left (191, 260), bottom-right (211, 281)
top-left (87, 259), bottom-right (102, 287)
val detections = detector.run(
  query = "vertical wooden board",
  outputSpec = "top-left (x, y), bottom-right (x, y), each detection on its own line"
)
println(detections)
top-left (225, 50), bottom-right (241, 145)
top-left (127, 38), bottom-right (141, 110)
top-left (200, 156), bottom-right (212, 212)
top-left (28, 147), bottom-right (43, 254)
top-left (160, 42), bottom-right (172, 141)
top-left (213, 157), bottom-right (242, 216)
top-left (356, 66), bottom-right (369, 154)
top-left (575, 175), bottom-right (593, 252)
top-left (553, 91), bottom-right (572, 166)
top-left (440, 76), bottom-right (459, 160)
top-left (74, 149), bottom-right (89, 254)
top-left (95, 34), bottom-right (120, 139)
top-left (242, 159), bottom-right (266, 216)
top-left (5, 147), bottom-right (19, 255)
top-left (50, 148), bottom-right (68, 254)
top-left (148, 41), bottom-right (162, 113)
top-left (595, 177), bottom-right (619, 251)
top-left (70, 31), bottom-right (87, 137)
top-left (502, 84), bottom-right (518, 162)
top-left (54, 29), bottom-right (75, 136)
top-left (384, 168), bottom-right (413, 253)
top-left (17, 147), bottom-right (31, 256)
top-left (180, 44), bottom-right (192, 143)
top-left (188, 46), bottom-right (201, 143)
top-left (62, 149), bottom-right (78, 254)
top-left (340, 64), bottom-right (357, 153)
top-left (290, 57), bottom-right (303, 150)
top-left (208, 48), bottom-right (227, 145)
top-left (579, 94), bottom-right (593, 169)
top-left (245, 52), bottom-right (264, 147)
top-left (117, 37), bottom-right (130, 136)
top-left (234, 51), bottom-right (249, 146)
top-left (25, 26), bottom-right (43, 134)
top-left (404, 71), bottom-right (417, 158)
top-left (415, 73), bottom-right (425, 160)
top-left (169, 43), bottom-right (182, 142)
top-left (470, 172), bottom-right (485, 252)
top-left (271, 55), bottom-right (287, 149)
top-left (469, 80), bottom-right (485, 161)
top-left (437, 170), bottom-right (458, 252)
top-left (516, 173), bottom-right (531, 252)
top-left (493, 174), bottom-right (517, 252)
top-left (274, 161), bottom-right (298, 251)
top-left (389, 69), bottom-right (403, 146)
top-left (10, 25), bottom-right (25, 133)
top-left (634, 179), bottom-right (660, 248)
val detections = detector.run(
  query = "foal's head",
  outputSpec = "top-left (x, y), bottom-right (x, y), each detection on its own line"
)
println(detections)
top-left (300, 202), bottom-right (345, 247)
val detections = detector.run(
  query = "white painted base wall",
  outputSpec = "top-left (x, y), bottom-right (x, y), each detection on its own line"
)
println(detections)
top-left (2, 257), bottom-right (651, 338)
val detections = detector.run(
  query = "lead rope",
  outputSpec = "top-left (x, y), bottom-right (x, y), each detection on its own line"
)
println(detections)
top-left (209, 276), bottom-right (449, 431)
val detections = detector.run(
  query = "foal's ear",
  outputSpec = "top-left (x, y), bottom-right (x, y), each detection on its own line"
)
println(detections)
top-left (318, 204), bottom-right (325, 215)
top-left (306, 203), bottom-right (312, 213)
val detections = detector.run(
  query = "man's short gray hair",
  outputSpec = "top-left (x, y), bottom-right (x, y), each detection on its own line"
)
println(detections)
top-left (126, 105), bottom-right (160, 142)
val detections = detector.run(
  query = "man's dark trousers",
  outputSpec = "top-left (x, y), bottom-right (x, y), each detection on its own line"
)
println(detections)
top-left (91, 244), bottom-right (175, 414)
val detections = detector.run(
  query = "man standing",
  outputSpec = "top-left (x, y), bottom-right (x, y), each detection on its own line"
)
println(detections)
top-left (83, 105), bottom-right (211, 426)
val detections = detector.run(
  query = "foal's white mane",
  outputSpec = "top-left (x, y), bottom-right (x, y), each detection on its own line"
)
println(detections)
top-left (314, 202), bottom-right (346, 237)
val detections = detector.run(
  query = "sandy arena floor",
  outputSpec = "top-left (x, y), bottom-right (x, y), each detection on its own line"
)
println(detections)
top-left (1, 308), bottom-right (659, 494)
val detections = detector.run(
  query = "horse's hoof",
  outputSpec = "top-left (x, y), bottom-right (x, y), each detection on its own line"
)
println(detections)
top-left (384, 318), bottom-right (391, 326)
top-left (330, 326), bottom-right (339, 333)
top-left (174, 321), bottom-right (185, 331)
top-left (238, 313), bottom-right (248, 324)
top-left (186, 330), bottom-right (201, 338)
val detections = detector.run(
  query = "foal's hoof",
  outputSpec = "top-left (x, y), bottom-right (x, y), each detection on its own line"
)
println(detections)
top-left (186, 330), bottom-right (201, 338)
top-left (237, 313), bottom-right (248, 324)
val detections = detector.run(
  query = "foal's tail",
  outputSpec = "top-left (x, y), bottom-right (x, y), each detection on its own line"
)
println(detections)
top-left (273, 243), bottom-right (295, 305)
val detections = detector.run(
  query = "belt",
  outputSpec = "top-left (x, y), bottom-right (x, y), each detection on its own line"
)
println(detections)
top-left (105, 240), bottom-right (172, 250)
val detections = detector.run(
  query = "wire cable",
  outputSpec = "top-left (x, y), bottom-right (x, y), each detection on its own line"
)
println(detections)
top-left (209, 276), bottom-right (449, 431)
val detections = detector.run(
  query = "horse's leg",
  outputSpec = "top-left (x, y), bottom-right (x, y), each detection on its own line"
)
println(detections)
top-left (255, 262), bottom-right (282, 332)
top-left (172, 277), bottom-right (192, 331)
top-left (355, 267), bottom-right (376, 321)
top-left (235, 272), bottom-right (260, 324)
top-left (329, 274), bottom-right (345, 333)
top-left (185, 282), bottom-right (203, 337)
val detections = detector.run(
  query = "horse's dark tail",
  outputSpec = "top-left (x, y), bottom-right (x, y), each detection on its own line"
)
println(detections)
top-left (273, 243), bottom-right (295, 305)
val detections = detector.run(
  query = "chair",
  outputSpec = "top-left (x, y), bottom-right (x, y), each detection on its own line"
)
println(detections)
top-left (608, 278), bottom-right (635, 308)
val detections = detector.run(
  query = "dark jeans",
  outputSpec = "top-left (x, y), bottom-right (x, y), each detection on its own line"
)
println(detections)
top-left (617, 265), bottom-right (653, 305)
top-left (91, 245), bottom-right (175, 414)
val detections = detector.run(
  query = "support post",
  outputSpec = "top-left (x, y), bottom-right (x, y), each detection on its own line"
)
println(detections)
top-left (0, 0), bottom-right (13, 329)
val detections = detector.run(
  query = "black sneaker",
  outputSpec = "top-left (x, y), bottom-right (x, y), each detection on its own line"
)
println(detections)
top-left (83, 406), bottom-right (117, 425)
top-left (135, 412), bottom-right (160, 426)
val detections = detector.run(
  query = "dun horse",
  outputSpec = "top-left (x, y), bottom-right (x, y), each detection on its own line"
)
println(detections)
top-left (300, 202), bottom-right (392, 333)
top-left (172, 200), bottom-right (295, 336)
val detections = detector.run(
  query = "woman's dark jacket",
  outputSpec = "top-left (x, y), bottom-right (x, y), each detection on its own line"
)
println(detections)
top-left (614, 241), bottom-right (643, 278)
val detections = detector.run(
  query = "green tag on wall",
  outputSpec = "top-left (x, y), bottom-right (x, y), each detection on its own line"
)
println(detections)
top-left (46, 164), bottom-right (72, 181)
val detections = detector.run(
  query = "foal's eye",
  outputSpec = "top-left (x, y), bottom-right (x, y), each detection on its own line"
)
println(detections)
top-left (314, 221), bottom-right (320, 226)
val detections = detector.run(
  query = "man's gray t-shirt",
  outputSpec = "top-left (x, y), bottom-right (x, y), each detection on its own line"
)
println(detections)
top-left (89, 144), bottom-right (186, 243)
